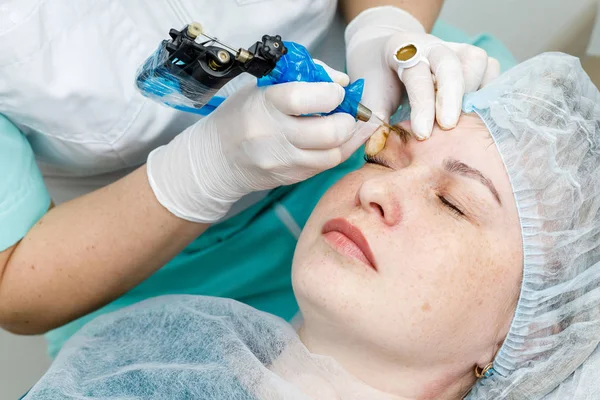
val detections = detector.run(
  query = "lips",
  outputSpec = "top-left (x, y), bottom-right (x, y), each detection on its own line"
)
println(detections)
top-left (321, 218), bottom-right (377, 271)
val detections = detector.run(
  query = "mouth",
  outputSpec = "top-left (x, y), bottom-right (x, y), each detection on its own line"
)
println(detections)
top-left (321, 218), bottom-right (377, 271)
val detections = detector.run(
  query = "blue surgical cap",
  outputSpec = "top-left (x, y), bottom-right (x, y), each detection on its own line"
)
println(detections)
top-left (464, 53), bottom-right (600, 399)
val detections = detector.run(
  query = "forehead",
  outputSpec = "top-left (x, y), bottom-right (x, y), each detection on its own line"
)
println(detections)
top-left (386, 115), bottom-right (514, 197)
top-left (398, 114), bottom-right (492, 158)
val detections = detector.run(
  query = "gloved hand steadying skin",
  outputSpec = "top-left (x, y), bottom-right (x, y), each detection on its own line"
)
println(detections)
top-left (147, 64), bottom-right (364, 223)
top-left (346, 6), bottom-right (500, 143)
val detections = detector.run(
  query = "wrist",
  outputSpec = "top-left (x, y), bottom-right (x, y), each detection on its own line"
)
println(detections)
top-left (345, 6), bottom-right (426, 51)
top-left (146, 121), bottom-right (241, 223)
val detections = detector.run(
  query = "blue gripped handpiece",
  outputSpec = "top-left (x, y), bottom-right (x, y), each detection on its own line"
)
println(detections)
top-left (135, 32), bottom-right (365, 118)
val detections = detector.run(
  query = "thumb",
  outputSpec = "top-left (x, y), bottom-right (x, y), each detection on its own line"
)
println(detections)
top-left (313, 59), bottom-right (350, 87)
top-left (265, 81), bottom-right (345, 116)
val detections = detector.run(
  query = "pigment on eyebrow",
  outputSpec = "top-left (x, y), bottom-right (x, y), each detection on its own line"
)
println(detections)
top-left (443, 158), bottom-right (502, 205)
top-left (394, 125), bottom-right (411, 143)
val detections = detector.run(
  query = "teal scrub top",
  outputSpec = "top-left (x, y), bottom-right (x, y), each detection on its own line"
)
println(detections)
top-left (40, 23), bottom-right (517, 358)
top-left (0, 115), bottom-right (51, 252)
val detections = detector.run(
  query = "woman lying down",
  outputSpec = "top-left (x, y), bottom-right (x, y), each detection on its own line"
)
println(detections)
top-left (24, 53), bottom-right (600, 400)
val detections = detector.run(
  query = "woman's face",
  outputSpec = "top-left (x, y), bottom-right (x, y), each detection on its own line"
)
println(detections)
top-left (292, 114), bottom-right (523, 371)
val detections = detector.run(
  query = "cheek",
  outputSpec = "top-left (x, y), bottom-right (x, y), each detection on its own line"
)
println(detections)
top-left (377, 225), bottom-right (503, 330)
top-left (292, 171), bottom-right (367, 301)
top-left (301, 171), bottom-right (364, 232)
top-left (387, 233), bottom-right (481, 310)
top-left (421, 233), bottom-right (520, 346)
top-left (292, 234), bottom-right (382, 334)
top-left (322, 171), bottom-right (364, 202)
top-left (433, 235), bottom-right (505, 310)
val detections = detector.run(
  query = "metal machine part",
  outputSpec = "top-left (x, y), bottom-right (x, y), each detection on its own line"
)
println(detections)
top-left (355, 103), bottom-right (373, 123)
top-left (356, 103), bottom-right (403, 135)
top-left (159, 23), bottom-right (288, 105)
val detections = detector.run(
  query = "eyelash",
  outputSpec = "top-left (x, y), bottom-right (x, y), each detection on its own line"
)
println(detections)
top-left (438, 195), bottom-right (465, 217)
top-left (364, 154), bottom-right (391, 168)
top-left (364, 155), bottom-right (465, 218)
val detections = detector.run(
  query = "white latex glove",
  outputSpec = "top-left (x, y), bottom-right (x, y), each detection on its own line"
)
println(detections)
top-left (147, 65), bottom-right (365, 223)
top-left (345, 6), bottom-right (501, 140)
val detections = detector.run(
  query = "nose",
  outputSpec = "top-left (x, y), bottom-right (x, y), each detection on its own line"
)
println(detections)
top-left (355, 173), bottom-right (403, 227)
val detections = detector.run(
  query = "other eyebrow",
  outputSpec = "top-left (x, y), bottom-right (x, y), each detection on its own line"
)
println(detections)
top-left (443, 158), bottom-right (502, 205)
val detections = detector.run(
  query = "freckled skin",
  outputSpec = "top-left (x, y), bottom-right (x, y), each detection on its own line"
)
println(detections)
top-left (292, 115), bottom-right (524, 399)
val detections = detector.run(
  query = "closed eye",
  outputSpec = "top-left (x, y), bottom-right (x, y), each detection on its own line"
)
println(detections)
top-left (438, 195), bottom-right (464, 217)
top-left (365, 155), bottom-right (466, 218)
top-left (364, 154), bottom-right (392, 168)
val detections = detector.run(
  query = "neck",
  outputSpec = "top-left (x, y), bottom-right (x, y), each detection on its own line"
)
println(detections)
top-left (298, 320), bottom-right (477, 400)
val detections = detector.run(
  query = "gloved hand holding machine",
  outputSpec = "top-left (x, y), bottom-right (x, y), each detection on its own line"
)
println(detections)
top-left (138, 21), bottom-right (415, 223)
top-left (136, 22), bottom-right (400, 155)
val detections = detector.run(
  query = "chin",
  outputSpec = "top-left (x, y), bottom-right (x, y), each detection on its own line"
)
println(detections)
top-left (293, 221), bottom-right (374, 317)
top-left (293, 256), bottom-right (363, 328)
top-left (293, 253), bottom-right (338, 311)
